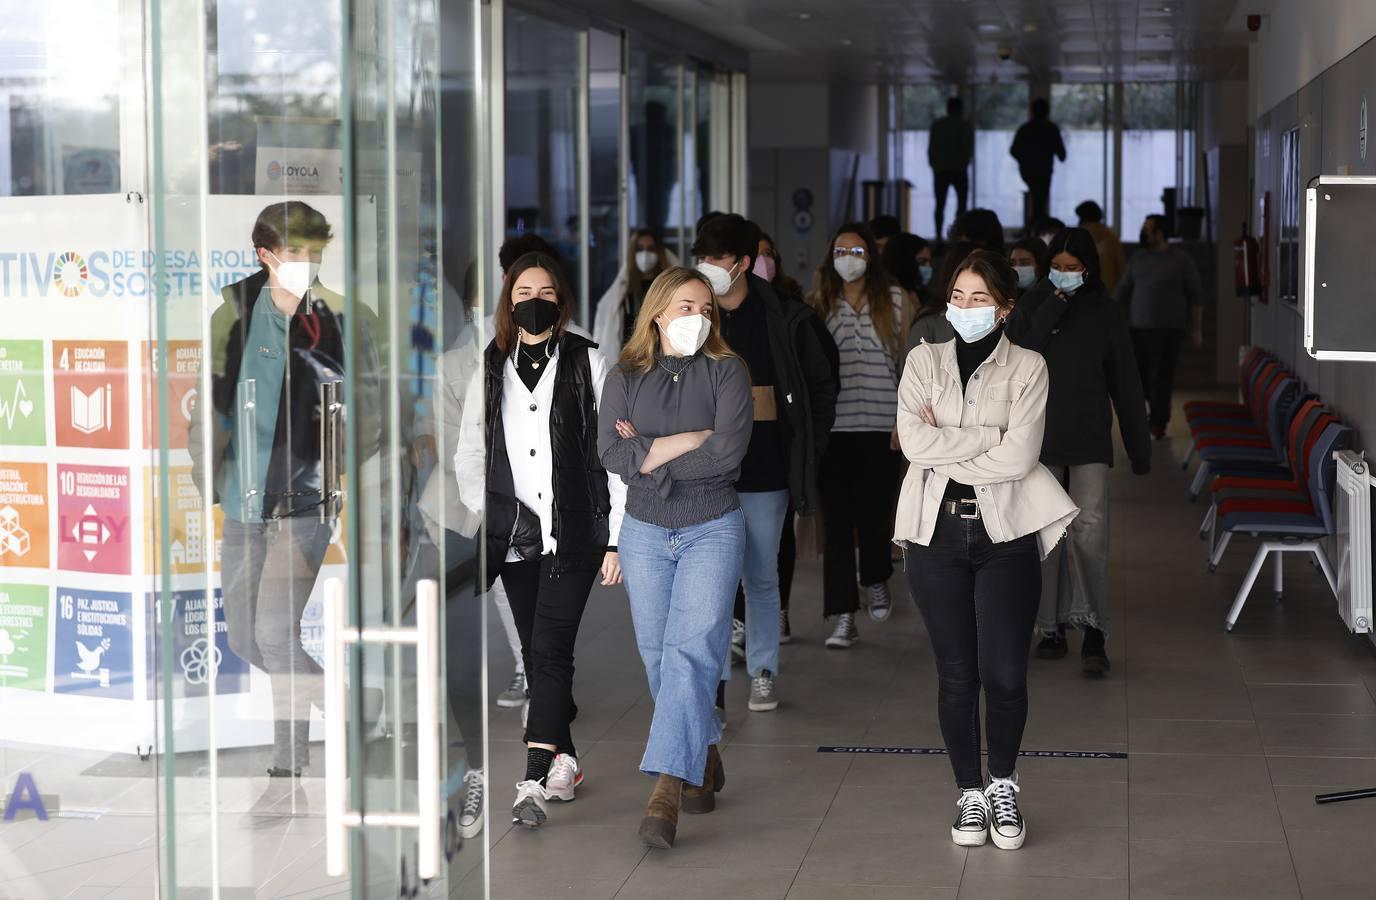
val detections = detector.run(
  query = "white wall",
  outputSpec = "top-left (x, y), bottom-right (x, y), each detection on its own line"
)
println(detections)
top-left (1253, 0), bottom-right (1376, 116)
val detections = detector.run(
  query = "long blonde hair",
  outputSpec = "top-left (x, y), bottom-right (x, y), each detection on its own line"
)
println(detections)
top-left (810, 222), bottom-right (902, 356)
top-left (618, 266), bottom-right (738, 374)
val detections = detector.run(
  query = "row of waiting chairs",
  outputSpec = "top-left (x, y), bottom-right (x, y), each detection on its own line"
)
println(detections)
top-left (1181, 348), bottom-right (1349, 631)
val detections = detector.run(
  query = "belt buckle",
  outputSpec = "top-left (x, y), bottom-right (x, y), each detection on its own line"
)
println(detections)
top-left (958, 499), bottom-right (980, 520)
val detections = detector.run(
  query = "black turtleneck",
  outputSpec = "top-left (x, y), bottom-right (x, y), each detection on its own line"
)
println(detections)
top-left (944, 325), bottom-right (1003, 501)
top-left (515, 336), bottom-right (553, 391)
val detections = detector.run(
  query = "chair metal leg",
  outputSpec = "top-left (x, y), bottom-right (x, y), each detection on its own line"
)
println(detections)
top-left (1209, 531), bottom-right (1232, 573)
top-left (1274, 551), bottom-right (1284, 601)
top-left (1199, 504), bottom-right (1216, 540)
top-left (1189, 461), bottom-right (1211, 499)
top-left (1313, 545), bottom-right (1339, 596)
top-left (1226, 545), bottom-right (1271, 631)
top-left (1181, 438), bottom-right (1196, 470)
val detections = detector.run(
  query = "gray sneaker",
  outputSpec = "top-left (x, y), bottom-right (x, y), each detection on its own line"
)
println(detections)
top-left (825, 613), bottom-right (859, 649)
top-left (748, 670), bottom-right (779, 712)
top-left (497, 671), bottom-right (527, 708)
top-left (867, 582), bottom-right (893, 622)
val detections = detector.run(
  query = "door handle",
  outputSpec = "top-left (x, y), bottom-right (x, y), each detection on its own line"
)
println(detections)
top-left (324, 577), bottom-right (442, 880)
top-left (319, 380), bottom-right (343, 521)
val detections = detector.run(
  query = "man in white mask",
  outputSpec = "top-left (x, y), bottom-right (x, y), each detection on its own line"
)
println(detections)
top-left (189, 201), bottom-right (382, 824)
top-left (691, 214), bottom-right (837, 718)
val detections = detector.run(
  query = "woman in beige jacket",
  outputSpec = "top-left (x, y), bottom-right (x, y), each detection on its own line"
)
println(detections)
top-left (894, 250), bottom-right (1077, 853)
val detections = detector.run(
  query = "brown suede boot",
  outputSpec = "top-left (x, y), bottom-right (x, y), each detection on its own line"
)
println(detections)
top-left (638, 774), bottom-right (682, 848)
top-left (682, 745), bottom-right (726, 814)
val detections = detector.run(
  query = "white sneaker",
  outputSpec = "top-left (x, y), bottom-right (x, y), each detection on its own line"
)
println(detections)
top-left (544, 754), bottom-right (583, 802)
top-left (985, 774), bottom-right (1025, 850)
top-left (730, 618), bottom-right (746, 662)
top-left (748, 670), bottom-right (779, 712)
top-left (511, 780), bottom-right (548, 828)
top-left (951, 788), bottom-right (991, 847)
top-left (459, 769), bottom-right (484, 839)
top-left (497, 671), bottom-right (527, 708)
top-left (825, 613), bottom-right (859, 649)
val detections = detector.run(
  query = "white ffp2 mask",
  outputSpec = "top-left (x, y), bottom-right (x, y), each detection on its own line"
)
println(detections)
top-left (664, 313), bottom-right (711, 356)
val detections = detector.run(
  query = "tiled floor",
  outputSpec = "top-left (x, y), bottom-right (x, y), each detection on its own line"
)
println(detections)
top-left (467, 419), bottom-right (1376, 900)
top-left (7, 408), bottom-right (1376, 899)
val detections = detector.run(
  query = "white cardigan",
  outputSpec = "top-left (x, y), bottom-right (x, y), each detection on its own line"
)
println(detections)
top-left (453, 341), bottom-right (626, 561)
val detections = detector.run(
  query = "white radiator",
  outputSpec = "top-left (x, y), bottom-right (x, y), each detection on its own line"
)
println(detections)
top-left (1333, 449), bottom-right (1373, 633)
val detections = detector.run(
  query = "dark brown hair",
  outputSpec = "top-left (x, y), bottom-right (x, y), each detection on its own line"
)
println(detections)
top-left (950, 249), bottom-right (1019, 316)
top-left (252, 201), bottom-right (333, 267)
top-left (811, 222), bottom-right (901, 355)
top-left (494, 252), bottom-right (574, 354)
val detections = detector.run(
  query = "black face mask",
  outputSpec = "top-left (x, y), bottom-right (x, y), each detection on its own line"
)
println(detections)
top-left (512, 298), bottom-right (561, 335)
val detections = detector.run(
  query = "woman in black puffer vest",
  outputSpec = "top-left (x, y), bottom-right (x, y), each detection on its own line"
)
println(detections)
top-left (454, 252), bottom-right (626, 829)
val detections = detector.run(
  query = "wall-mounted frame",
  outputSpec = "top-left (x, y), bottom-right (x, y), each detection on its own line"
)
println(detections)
top-left (1303, 175), bottom-right (1376, 360)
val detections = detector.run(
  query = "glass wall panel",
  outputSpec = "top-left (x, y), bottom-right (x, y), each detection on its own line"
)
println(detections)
top-left (972, 82), bottom-right (1028, 236)
top-left (505, 7), bottom-right (582, 298)
top-left (1122, 82), bottom-right (1180, 235)
top-left (0, 3), bottom-right (156, 894)
top-left (628, 47), bottom-right (680, 260)
top-left (898, 83), bottom-right (949, 241)
top-left (1049, 82), bottom-right (1108, 226)
top-left (695, 65), bottom-right (713, 226)
top-left (588, 28), bottom-right (623, 315)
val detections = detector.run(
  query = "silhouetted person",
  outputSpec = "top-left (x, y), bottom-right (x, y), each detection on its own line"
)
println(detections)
top-left (1010, 99), bottom-right (1066, 229)
top-left (929, 97), bottom-right (974, 241)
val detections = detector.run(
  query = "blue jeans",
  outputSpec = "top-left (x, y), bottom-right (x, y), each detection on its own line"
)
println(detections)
top-left (619, 509), bottom-right (746, 785)
top-left (722, 490), bottom-right (789, 679)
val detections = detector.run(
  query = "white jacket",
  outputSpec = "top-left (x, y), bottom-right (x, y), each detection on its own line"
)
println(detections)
top-left (453, 341), bottom-right (626, 561)
top-left (591, 252), bottom-right (680, 364)
top-left (893, 334), bottom-right (1077, 560)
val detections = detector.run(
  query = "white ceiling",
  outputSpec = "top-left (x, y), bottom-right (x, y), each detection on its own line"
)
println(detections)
top-left (629, 0), bottom-right (1252, 83)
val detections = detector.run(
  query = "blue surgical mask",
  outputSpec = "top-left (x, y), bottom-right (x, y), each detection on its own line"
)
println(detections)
top-left (918, 264), bottom-right (934, 285)
top-left (945, 304), bottom-right (999, 343)
top-left (1014, 265), bottom-right (1037, 289)
top-left (1048, 269), bottom-right (1085, 293)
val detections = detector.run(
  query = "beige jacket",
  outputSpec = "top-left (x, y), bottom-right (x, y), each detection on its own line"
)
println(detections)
top-left (893, 334), bottom-right (1078, 560)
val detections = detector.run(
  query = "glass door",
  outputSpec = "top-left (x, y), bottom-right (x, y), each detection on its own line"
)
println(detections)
top-left (143, 0), bottom-right (488, 896)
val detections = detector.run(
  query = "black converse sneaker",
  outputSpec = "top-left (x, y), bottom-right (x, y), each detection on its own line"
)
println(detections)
top-left (951, 788), bottom-right (991, 846)
top-left (985, 775), bottom-right (1025, 850)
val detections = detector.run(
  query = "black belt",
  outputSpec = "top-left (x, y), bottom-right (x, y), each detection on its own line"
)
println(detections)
top-left (942, 498), bottom-right (981, 519)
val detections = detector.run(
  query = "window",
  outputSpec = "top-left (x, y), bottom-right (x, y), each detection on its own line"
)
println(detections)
top-left (1121, 83), bottom-right (1179, 237)
top-left (1049, 83), bottom-right (1108, 227)
top-left (588, 28), bottom-right (622, 319)
top-left (897, 84), bottom-right (948, 239)
top-left (971, 83), bottom-right (1028, 236)
top-left (627, 48), bottom-right (680, 256)
top-left (2, 0), bottom-right (122, 195)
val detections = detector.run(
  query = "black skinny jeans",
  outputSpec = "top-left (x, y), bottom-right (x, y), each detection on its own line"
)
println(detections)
top-left (820, 432), bottom-right (900, 616)
top-left (906, 511), bottom-right (1042, 790)
top-left (500, 555), bottom-right (597, 757)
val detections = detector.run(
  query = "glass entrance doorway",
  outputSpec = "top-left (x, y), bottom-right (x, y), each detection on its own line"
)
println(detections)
top-left (1, 0), bottom-right (488, 896)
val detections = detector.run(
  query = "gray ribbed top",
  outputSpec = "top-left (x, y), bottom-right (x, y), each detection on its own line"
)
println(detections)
top-left (597, 352), bottom-right (753, 529)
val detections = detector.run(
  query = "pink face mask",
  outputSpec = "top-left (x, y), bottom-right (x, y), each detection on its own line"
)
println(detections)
top-left (752, 255), bottom-right (777, 282)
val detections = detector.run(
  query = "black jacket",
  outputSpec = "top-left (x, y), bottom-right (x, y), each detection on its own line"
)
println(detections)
top-left (480, 331), bottom-right (611, 588)
top-left (1004, 279), bottom-right (1151, 471)
top-left (189, 269), bottom-right (382, 513)
top-left (747, 275), bottom-right (839, 515)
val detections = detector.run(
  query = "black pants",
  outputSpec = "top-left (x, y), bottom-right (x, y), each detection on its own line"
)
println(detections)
top-left (820, 432), bottom-right (900, 617)
top-left (500, 556), bottom-right (597, 757)
top-left (906, 512), bottom-right (1042, 790)
top-left (933, 169), bottom-right (969, 240)
top-left (1022, 171), bottom-right (1051, 229)
top-left (1132, 328), bottom-right (1185, 431)
top-left (735, 500), bottom-right (796, 618)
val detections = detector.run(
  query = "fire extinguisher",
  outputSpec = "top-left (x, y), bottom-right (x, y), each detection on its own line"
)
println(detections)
top-left (1234, 221), bottom-right (1261, 297)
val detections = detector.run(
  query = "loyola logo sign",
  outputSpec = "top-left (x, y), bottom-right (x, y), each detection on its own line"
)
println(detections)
top-left (2, 772), bottom-right (49, 821)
